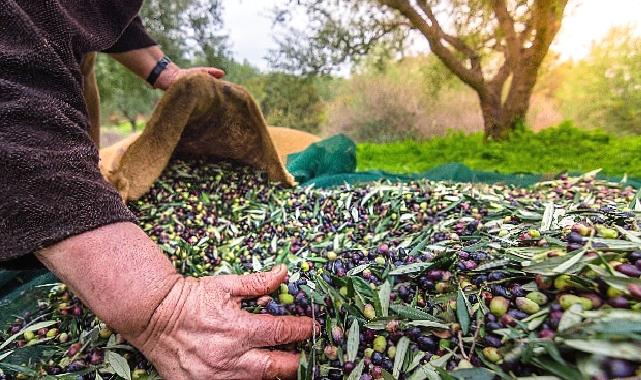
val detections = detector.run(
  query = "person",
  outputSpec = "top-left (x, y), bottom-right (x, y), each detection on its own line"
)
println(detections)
top-left (0, 1), bottom-right (315, 379)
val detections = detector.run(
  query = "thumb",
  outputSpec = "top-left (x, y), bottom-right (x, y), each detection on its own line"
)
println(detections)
top-left (225, 264), bottom-right (287, 298)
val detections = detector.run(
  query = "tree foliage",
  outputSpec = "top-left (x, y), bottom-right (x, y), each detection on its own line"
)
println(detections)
top-left (271, 0), bottom-right (568, 140)
top-left (557, 26), bottom-right (641, 134)
top-left (96, 0), bottom-right (229, 129)
top-left (260, 73), bottom-right (326, 133)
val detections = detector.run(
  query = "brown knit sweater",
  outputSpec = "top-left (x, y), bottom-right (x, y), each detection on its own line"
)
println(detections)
top-left (0, 1), bottom-right (157, 265)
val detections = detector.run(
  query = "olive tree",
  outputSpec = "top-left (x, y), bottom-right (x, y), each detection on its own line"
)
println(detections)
top-left (271, 0), bottom-right (568, 140)
top-left (97, 0), bottom-right (229, 129)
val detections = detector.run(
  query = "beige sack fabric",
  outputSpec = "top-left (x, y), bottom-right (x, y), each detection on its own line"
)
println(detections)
top-left (268, 127), bottom-right (321, 163)
top-left (98, 72), bottom-right (303, 201)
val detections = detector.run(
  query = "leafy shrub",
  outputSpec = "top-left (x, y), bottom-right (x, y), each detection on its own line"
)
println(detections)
top-left (357, 122), bottom-right (641, 177)
top-left (322, 55), bottom-right (484, 142)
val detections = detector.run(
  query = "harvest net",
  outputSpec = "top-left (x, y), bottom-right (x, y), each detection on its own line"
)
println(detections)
top-left (2, 135), bottom-right (641, 379)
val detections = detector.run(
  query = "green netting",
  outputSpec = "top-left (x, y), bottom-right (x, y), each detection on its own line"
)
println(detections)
top-left (0, 271), bottom-right (56, 326)
top-left (287, 134), bottom-right (357, 184)
top-left (290, 134), bottom-right (641, 189)
top-left (3, 133), bottom-right (640, 329)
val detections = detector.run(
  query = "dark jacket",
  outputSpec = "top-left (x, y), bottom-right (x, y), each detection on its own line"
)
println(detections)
top-left (0, 0), bottom-right (156, 264)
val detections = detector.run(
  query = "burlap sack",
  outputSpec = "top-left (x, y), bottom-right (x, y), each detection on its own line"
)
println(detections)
top-left (98, 72), bottom-right (319, 201)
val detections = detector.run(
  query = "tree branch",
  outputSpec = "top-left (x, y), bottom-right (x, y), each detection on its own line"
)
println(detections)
top-left (490, 61), bottom-right (511, 94)
top-left (524, 0), bottom-right (568, 63)
top-left (492, 0), bottom-right (520, 66)
top-left (381, 0), bottom-right (485, 92)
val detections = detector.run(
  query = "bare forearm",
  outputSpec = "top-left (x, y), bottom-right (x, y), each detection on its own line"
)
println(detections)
top-left (109, 46), bottom-right (179, 87)
top-left (36, 222), bottom-right (313, 379)
top-left (109, 46), bottom-right (224, 90)
top-left (36, 222), bottom-right (180, 339)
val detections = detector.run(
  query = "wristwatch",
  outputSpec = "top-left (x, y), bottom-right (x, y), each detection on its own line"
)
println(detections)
top-left (146, 56), bottom-right (172, 87)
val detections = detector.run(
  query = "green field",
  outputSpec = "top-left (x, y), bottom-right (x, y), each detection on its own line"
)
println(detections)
top-left (356, 122), bottom-right (641, 178)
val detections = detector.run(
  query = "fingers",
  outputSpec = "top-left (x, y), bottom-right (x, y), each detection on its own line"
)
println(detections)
top-left (245, 313), bottom-right (316, 347)
top-left (205, 67), bottom-right (225, 79)
top-left (225, 264), bottom-right (288, 297)
top-left (241, 349), bottom-right (300, 380)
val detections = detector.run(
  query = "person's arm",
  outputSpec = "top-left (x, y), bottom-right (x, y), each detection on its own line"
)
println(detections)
top-left (37, 222), bottom-right (315, 379)
top-left (109, 46), bottom-right (225, 91)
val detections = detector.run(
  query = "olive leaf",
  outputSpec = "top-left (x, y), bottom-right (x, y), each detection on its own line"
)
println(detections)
top-left (106, 351), bottom-right (132, 380)
top-left (379, 280), bottom-right (391, 318)
top-left (429, 352), bottom-right (453, 368)
top-left (553, 249), bottom-right (587, 274)
top-left (347, 319), bottom-right (359, 362)
top-left (563, 340), bottom-right (641, 361)
top-left (407, 364), bottom-right (441, 380)
top-left (540, 202), bottom-right (555, 232)
top-left (390, 304), bottom-right (438, 320)
top-left (393, 337), bottom-right (410, 378)
top-left (347, 263), bottom-right (370, 276)
top-left (0, 363), bottom-right (38, 377)
top-left (450, 367), bottom-right (495, 380)
top-left (346, 360), bottom-right (364, 380)
top-left (456, 289), bottom-right (471, 335)
top-left (527, 355), bottom-right (582, 380)
top-left (589, 319), bottom-right (641, 334)
top-left (389, 262), bottom-right (435, 275)
top-left (558, 304), bottom-right (583, 332)
top-left (407, 320), bottom-right (449, 329)
top-left (0, 321), bottom-right (58, 351)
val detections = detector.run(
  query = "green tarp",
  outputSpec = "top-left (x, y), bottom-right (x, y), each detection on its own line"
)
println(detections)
top-left (289, 134), bottom-right (641, 189)
top-left (3, 133), bottom-right (640, 326)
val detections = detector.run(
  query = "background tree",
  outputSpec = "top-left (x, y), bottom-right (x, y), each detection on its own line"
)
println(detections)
top-left (95, 56), bottom-right (158, 132)
top-left (96, 0), bottom-right (229, 131)
top-left (556, 26), bottom-right (641, 134)
top-left (271, 0), bottom-right (568, 140)
top-left (260, 73), bottom-right (326, 133)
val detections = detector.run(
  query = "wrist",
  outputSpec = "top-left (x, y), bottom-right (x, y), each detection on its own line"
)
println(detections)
top-left (153, 62), bottom-right (180, 90)
top-left (129, 276), bottom-right (196, 357)
top-left (36, 223), bottom-right (182, 341)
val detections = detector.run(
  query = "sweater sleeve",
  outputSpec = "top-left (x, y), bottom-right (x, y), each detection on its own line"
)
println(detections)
top-left (102, 16), bottom-right (157, 53)
top-left (0, 103), bottom-right (138, 265)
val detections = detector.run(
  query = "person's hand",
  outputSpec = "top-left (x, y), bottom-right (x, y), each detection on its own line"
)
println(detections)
top-left (154, 64), bottom-right (225, 90)
top-left (131, 264), bottom-right (316, 380)
top-left (36, 223), bottom-right (314, 380)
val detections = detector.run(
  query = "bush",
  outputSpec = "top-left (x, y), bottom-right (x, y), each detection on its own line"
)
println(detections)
top-left (357, 122), bottom-right (641, 177)
top-left (322, 55), bottom-right (483, 142)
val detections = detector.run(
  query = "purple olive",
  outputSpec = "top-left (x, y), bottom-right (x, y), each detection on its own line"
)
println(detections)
top-left (417, 335), bottom-right (437, 352)
top-left (607, 296), bottom-right (629, 309)
top-left (605, 358), bottom-right (636, 378)
top-left (628, 251), bottom-right (641, 261)
top-left (343, 361), bottom-right (355, 375)
top-left (566, 232), bottom-right (584, 244)
top-left (615, 263), bottom-right (641, 277)
top-left (484, 334), bottom-right (502, 348)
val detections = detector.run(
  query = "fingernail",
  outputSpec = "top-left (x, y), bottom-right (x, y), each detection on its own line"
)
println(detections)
top-left (272, 264), bottom-right (286, 273)
top-left (313, 322), bottom-right (321, 335)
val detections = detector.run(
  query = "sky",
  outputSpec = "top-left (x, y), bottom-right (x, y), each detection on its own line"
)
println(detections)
top-left (222, 0), bottom-right (641, 71)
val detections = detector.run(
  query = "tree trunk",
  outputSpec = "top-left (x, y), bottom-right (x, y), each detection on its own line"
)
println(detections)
top-left (126, 115), bottom-right (137, 132)
top-left (478, 69), bottom-right (534, 141)
top-left (478, 93), bottom-right (529, 140)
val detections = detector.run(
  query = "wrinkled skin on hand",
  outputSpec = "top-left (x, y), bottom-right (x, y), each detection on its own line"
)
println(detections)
top-left (135, 265), bottom-right (316, 380)
top-left (37, 223), bottom-right (314, 380)
top-left (155, 65), bottom-right (225, 91)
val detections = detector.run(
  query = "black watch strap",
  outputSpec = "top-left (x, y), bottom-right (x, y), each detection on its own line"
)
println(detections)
top-left (146, 56), bottom-right (172, 87)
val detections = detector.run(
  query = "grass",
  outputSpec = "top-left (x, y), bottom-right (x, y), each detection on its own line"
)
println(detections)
top-left (356, 122), bottom-right (641, 178)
